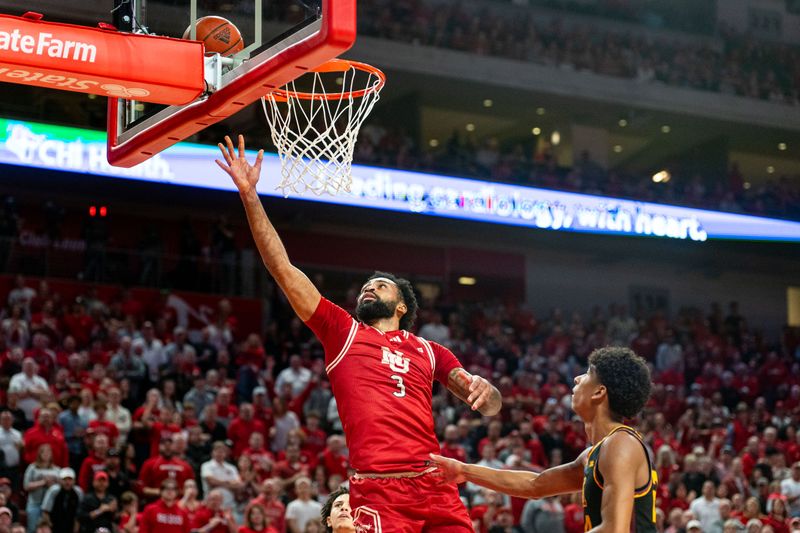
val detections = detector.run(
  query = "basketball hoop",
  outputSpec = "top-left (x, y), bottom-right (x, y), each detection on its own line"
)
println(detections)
top-left (261, 58), bottom-right (386, 196)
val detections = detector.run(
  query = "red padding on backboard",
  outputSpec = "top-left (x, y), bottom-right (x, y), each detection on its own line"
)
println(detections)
top-left (0, 13), bottom-right (204, 105)
top-left (107, 0), bottom-right (357, 168)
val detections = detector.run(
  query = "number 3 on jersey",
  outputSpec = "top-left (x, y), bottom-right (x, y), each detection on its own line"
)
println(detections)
top-left (390, 375), bottom-right (406, 398)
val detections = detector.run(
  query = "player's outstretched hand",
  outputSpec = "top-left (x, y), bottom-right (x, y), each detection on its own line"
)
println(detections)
top-left (429, 453), bottom-right (467, 484)
top-left (216, 134), bottom-right (264, 195)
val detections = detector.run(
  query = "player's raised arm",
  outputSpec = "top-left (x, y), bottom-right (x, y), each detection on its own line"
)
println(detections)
top-left (430, 448), bottom-right (587, 499)
top-left (216, 135), bottom-right (321, 321)
top-left (446, 367), bottom-right (502, 416)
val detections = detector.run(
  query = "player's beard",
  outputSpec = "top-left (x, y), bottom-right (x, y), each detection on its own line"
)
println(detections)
top-left (356, 297), bottom-right (397, 325)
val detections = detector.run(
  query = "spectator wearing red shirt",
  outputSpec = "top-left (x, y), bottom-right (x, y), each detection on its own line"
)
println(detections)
top-left (242, 433), bottom-right (275, 480)
top-left (251, 387), bottom-right (273, 427)
top-left (211, 389), bottom-right (238, 428)
top-left (87, 402), bottom-right (119, 446)
top-left (539, 371), bottom-right (570, 401)
top-left (477, 420), bottom-right (505, 458)
top-left (119, 491), bottom-right (142, 533)
top-left (62, 301), bottom-right (93, 348)
top-left (139, 438), bottom-right (195, 500)
top-left (543, 325), bottom-right (571, 357)
top-left (518, 421), bottom-right (548, 469)
top-left (140, 480), bottom-right (191, 533)
top-left (78, 433), bottom-right (109, 491)
top-left (227, 403), bottom-right (267, 459)
top-left (23, 408), bottom-right (68, 467)
top-left (318, 435), bottom-right (348, 480)
top-left (440, 424), bottom-right (467, 463)
top-left (248, 479), bottom-right (286, 533)
top-left (300, 413), bottom-right (326, 457)
top-left (741, 436), bottom-right (761, 480)
top-left (25, 333), bottom-right (56, 381)
top-left (274, 443), bottom-right (312, 484)
top-left (149, 408), bottom-right (182, 457)
top-left (192, 489), bottom-right (236, 533)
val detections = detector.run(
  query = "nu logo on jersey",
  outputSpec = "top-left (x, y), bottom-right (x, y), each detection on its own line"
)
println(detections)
top-left (381, 347), bottom-right (410, 374)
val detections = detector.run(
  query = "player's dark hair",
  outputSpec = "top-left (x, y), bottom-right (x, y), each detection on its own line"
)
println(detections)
top-left (321, 485), bottom-right (350, 533)
top-left (367, 271), bottom-right (418, 331)
top-left (589, 346), bottom-right (652, 420)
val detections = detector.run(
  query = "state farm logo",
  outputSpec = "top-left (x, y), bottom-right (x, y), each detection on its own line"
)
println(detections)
top-left (0, 28), bottom-right (97, 63)
top-left (0, 66), bottom-right (150, 98)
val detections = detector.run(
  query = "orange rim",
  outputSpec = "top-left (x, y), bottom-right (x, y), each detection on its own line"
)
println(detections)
top-left (268, 59), bottom-right (386, 102)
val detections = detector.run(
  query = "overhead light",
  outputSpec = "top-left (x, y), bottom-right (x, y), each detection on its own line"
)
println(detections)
top-left (87, 94), bottom-right (97, 100)
top-left (767, 165), bottom-right (775, 174)
top-left (536, 107), bottom-right (546, 115)
top-left (661, 125), bottom-right (671, 134)
top-left (531, 127), bottom-right (541, 136)
top-left (458, 276), bottom-right (477, 286)
top-left (613, 145), bottom-right (623, 153)
top-left (778, 142), bottom-right (787, 151)
top-left (618, 119), bottom-right (628, 127)
top-left (465, 123), bottom-right (475, 132)
top-left (550, 131), bottom-right (561, 146)
top-left (335, 77), bottom-right (344, 85)
top-left (652, 170), bottom-right (671, 183)
top-left (134, 103), bottom-right (145, 112)
top-left (743, 181), bottom-right (751, 190)
top-left (483, 99), bottom-right (493, 108)
top-left (428, 139), bottom-right (439, 148)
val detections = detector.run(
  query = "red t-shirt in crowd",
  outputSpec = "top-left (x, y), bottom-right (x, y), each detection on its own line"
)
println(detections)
top-left (305, 297), bottom-right (462, 473)
top-left (140, 500), bottom-right (191, 533)
top-left (149, 422), bottom-right (182, 457)
top-left (23, 424), bottom-right (68, 467)
top-left (319, 448), bottom-right (349, 479)
top-left (440, 443), bottom-right (467, 463)
top-left (139, 456), bottom-right (195, 492)
top-left (563, 502), bottom-right (584, 533)
top-left (88, 420), bottom-right (119, 444)
top-left (78, 453), bottom-right (107, 491)
top-left (301, 427), bottom-right (327, 456)
top-left (227, 418), bottom-right (267, 458)
top-left (192, 506), bottom-right (230, 533)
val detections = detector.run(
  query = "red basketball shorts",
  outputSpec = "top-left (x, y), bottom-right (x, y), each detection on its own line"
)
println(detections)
top-left (349, 472), bottom-right (473, 533)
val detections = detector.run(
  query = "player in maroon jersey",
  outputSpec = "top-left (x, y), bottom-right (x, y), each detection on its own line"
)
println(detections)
top-left (217, 135), bottom-right (502, 532)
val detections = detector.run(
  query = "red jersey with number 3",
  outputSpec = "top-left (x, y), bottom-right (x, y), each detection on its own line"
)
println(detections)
top-left (306, 298), bottom-right (462, 473)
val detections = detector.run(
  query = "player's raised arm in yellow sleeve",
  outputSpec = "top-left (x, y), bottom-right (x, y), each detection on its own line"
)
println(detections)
top-left (216, 134), bottom-right (321, 321)
top-left (446, 367), bottom-right (502, 416)
top-left (430, 447), bottom-right (588, 499)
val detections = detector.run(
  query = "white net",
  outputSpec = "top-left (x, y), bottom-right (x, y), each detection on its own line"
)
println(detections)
top-left (260, 61), bottom-right (384, 196)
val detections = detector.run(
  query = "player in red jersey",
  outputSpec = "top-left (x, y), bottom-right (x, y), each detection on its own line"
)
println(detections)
top-left (140, 480), bottom-right (191, 533)
top-left (217, 136), bottom-right (503, 532)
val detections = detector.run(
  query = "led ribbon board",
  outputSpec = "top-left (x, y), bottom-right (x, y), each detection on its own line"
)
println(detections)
top-left (2, 119), bottom-right (800, 242)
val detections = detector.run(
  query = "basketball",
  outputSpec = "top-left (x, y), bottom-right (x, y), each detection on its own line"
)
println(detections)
top-left (183, 16), bottom-right (244, 57)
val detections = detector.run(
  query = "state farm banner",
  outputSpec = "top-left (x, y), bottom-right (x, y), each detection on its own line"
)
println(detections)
top-left (0, 12), bottom-right (204, 104)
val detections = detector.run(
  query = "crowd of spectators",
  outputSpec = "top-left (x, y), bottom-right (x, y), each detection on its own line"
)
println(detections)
top-left (0, 271), bottom-right (799, 533)
top-left (358, 0), bottom-right (800, 106)
top-left (355, 122), bottom-right (800, 221)
top-left (508, 0), bottom-right (717, 35)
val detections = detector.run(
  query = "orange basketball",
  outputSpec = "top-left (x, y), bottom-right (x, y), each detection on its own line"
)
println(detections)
top-left (183, 16), bottom-right (244, 57)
